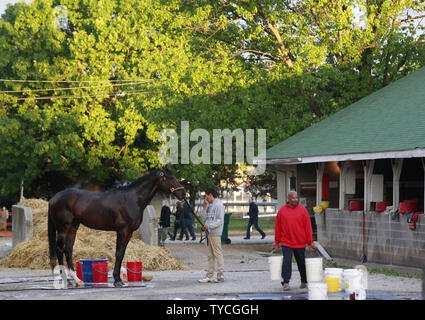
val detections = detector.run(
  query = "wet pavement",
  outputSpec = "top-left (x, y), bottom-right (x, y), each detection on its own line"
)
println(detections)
top-left (0, 273), bottom-right (420, 300)
top-left (0, 235), bottom-right (423, 300)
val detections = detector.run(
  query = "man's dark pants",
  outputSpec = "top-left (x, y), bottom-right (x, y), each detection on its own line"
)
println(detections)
top-left (180, 218), bottom-right (196, 240)
top-left (281, 245), bottom-right (307, 285)
top-left (246, 219), bottom-right (265, 238)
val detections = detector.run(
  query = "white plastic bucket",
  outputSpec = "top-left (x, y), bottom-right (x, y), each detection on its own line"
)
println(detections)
top-left (355, 265), bottom-right (368, 290)
top-left (355, 288), bottom-right (367, 300)
top-left (305, 257), bottom-right (323, 282)
top-left (324, 268), bottom-right (343, 292)
top-left (268, 256), bottom-right (283, 281)
top-left (343, 269), bottom-right (363, 294)
top-left (307, 282), bottom-right (328, 300)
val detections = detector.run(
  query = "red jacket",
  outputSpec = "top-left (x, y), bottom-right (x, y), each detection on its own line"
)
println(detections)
top-left (274, 204), bottom-right (313, 248)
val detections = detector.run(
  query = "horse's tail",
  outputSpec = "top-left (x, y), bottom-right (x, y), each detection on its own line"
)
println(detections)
top-left (47, 204), bottom-right (57, 270)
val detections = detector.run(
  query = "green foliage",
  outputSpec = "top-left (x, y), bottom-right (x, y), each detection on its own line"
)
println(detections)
top-left (154, 0), bottom-right (425, 197)
top-left (0, 0), bottom-right (196, 201)
top-left (0, 0), bottom-right (424, 205)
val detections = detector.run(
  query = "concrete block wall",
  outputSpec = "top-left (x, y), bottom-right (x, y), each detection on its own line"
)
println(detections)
top-left (11, 205), bottom-right (33, 248)
top-left (316, 209), bottom-right (425, 268)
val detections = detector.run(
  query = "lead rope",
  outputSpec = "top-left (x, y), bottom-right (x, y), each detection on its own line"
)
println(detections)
top-left (183, 198), bottom-right (209, 245)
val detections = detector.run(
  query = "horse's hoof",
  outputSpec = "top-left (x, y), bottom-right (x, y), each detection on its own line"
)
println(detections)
top-left (113, 280), bottom-right (126, 288)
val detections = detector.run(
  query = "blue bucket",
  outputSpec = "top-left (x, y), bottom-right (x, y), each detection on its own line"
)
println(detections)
top-left (80, 259), bottom-right (108, 283)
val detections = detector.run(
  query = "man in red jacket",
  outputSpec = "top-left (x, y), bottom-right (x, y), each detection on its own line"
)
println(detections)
top-left (272, 191), bottom-right (315, 291)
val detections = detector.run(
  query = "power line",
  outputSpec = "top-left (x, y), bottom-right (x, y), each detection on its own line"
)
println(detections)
top-left (0, 81), bottom-right (150, 94)
top-left (0, 78), bottom-right (160, 83)
top-left (6, 89), bottom-right (151, 101)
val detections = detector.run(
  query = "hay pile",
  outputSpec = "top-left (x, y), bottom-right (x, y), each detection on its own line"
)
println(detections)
top-left (0, 198), bottom-right (185, 271)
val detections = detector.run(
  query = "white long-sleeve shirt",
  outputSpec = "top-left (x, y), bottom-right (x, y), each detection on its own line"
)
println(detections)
top-left (201, 198), bottom-right (225, 236)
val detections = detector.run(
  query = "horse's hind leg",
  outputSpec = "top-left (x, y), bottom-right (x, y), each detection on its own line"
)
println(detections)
top-left (54, 227), bottom-right (70, 286)
top-left (64, 221), bottom-right (82, 285)
top-left (56, 228), bottom-right (66, 267)
top-left (55, 223), bottom-right (79, 286)
top-left (64, 221), bottom-right (80, 272)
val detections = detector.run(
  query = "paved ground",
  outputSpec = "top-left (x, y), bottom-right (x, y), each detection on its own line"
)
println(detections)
top-left (0, 234), bottom-right (423, 300)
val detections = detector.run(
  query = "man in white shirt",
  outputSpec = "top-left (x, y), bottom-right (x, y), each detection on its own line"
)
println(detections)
top-left (198, 188), bottom-right (225, 283)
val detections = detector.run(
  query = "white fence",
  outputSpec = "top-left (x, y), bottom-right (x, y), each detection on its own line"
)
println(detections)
top-left (170, 201), bottom-right (278, 219)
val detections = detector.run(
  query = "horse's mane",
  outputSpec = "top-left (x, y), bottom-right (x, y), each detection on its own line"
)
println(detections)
top-left (111, 168), bottom-right (160, 191)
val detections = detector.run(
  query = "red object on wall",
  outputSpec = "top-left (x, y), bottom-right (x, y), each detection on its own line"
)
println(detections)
top-left (349, 200), bottom-right (363, 211)
top-left (409, 212), bottom-right (423, 230)
top-left (322, 174), bottom-right (329, 201)
top-left (404, 200), bottom-right (418, 213)
top-left (399, 202), bottom-right (407, 214)
top-left (376, 201), bottom-right (390, 212)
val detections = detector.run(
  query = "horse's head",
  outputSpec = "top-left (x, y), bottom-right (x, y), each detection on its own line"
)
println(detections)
top-left (157, 165), bottom-right (186, 200)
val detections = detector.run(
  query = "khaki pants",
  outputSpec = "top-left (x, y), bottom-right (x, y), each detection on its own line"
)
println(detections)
top-left (205, 236), bottom-right (224, 278)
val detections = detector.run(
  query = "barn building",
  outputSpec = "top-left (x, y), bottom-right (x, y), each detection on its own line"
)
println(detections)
top-left (265, 67), bottom-right (425, 267)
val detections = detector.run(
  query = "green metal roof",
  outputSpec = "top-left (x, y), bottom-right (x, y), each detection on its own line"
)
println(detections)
top-left (265, 67), bottom-right (425, 161)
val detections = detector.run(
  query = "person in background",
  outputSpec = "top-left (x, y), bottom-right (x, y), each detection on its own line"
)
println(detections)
top-left (171, 201), bottom-right (188, 240)
top-left (272, 190), bottom-right (316, 291)
top-left (176, 200), bottom-right (190, 241)
top-left (198, 188), bottom-right (225, 283)
top-left (244, 197), bottom-right (266, 240)
top-left (158, 200), bottom-right (172, 246)
top-left (181, 200), bottom-right (196, 241)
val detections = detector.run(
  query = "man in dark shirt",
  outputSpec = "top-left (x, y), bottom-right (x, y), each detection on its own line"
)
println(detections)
top-left (173, 201), bottom-right (189, 240)
top-left (159, 201), bottom-right (172, 246)
top-left (181, 200), bottom-right (196, 240)
top-left (244, 197), bottom-right (266, 240)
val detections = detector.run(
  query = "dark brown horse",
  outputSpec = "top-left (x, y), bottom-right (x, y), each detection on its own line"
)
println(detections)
top-left (47, 166), bottom-right (185, 287)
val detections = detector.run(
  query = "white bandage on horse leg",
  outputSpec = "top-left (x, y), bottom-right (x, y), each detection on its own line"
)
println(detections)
top-left (69, 270), bottom-right (83, 285)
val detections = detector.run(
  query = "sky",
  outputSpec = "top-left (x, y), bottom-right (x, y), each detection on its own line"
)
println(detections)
top-left (0, 0), bottom-right (30, 15)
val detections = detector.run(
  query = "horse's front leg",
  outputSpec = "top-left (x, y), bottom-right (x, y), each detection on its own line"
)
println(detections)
top-left (113, 228), bottom-right (132, 287)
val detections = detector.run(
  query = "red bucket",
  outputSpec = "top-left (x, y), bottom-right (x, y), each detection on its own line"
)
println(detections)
top-left (126, 262), bottom-right (142, 282)
top-left (92, 261), bottom-right (108, 283)
top-left (76, 261), bottom-right (82, 281)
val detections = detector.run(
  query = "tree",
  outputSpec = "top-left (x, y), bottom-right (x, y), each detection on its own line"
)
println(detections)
top-left (177, 0), bottom-right (425, 109)
top-left (0, 0), bottom-right (217, 203)
top-left (0, 0), bottom-right (424, 206)
top-left (153, 0), bottom-right (425, 199)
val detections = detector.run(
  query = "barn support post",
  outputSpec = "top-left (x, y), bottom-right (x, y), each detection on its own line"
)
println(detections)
top-left (391, 159), bottom-right (403, 211)
top-left (363, 160), bottom-right (375, 211)
top-left (338, 161), bottom-right (348, 210)
top-left (316, 163), bottom-right (325, 207)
